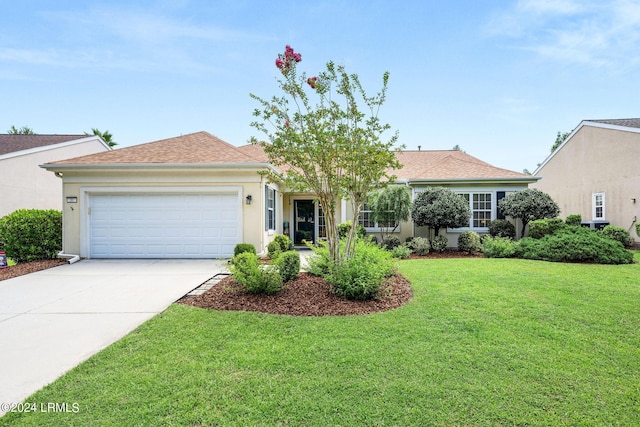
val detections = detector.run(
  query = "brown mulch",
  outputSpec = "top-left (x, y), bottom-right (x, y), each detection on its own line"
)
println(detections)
top-left (0, 259), bottom-right (67, 281)
top-left (179, 272), bottom-right (413, 317)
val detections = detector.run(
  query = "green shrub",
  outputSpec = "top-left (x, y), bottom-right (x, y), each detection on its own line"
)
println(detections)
top-left (601, 225), bottom-right (633, 247)
top-left (431, 235), bottom-right (448, 252)
top-left (516, 227), bottom-right (633, 264)
top-left (337, 221), bottom-right (366, 240)
top-left (306, 241), bottom-right (331, 277)
top-left (482, 236), bottom-right (518, 258)
top-left (391, 244), bottom-right (411, 259)
top-left (275, 250), bottom-right (300, 282)
top-left (326, 240), bottom-right (395, 300)
top-left (274, 234), bottom-right (293, 251)
top-left (381, 236), bottom-right (401, 250)
top-left (488, 219), bottom-right (516, 239)
top-left (0, 209), bottom-right (62, 262)
top-left (458, 231), bottom-right (481, 254)
top-left (232, 252), bottom-right (284, 295)
top-left (234, 243), bottom-right (256, 257)
top-left (408, 236), bottom-right (430, 255)
top-left (636, 222), bottom-right (640, 238)
top-left (565, 214), bottom-right (582, 227)
top-left (528, 218), bottom-right (565, 239)
top-left (267, 240), bottom-right (282, 260)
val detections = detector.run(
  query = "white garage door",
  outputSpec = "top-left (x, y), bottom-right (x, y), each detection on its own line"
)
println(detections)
top-left (89, 193), bottom-right (240, 258)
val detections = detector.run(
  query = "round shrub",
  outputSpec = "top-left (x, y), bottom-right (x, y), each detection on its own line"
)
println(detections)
top-left (0, 209), bottom-right (62, 262)
top-left (488, 219), bottom-right (516, 239)
top-left (391, 244), bottom-right (411, 259)
top-left (275, 250), bottom-right (300, 282)
top-left (267, 240), bottom-right (282, 260)
top-left (234, 243), bottom-right (256, 257)
top-left (431, 235), bottom-right (448, 252)
top-left (458, 231), bottom-right (481, 254)
top-left (601, 225), bottom-right (633, 248)
top-left (482, 236), bottom-right (517, 258)
top-left (274, 234), bottom-right (293, 251)
top-left (565, 214), bottom-right (582, 227)
top-left (528, 218), bottom-right (565, 239)
top-left (232, 252), bottom-right (284, 295)
top-left (408, 236), bottom-right (430, 256)
top-left (327, 240), bottom-right (395, 300)
top-left (381, 236), bottom-right (401, 251)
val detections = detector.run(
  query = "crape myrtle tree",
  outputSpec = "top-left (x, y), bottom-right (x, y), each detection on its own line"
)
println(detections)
top-left (369, 184), bottom-right (412, 238)
top-left (411, 187), bottom-right (471, 240)
top-left (250, 45), bottom-right (401, 264)
top-left (498, 188), bottom-right (560, 238)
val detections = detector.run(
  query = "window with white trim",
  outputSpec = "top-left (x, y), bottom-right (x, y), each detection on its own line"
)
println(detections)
top-left (357, 203), bottom-right (398, 231)
top-left (265, 186), bottom-right (276, 230)
top-left (593, 192), bottom-right (605, 220)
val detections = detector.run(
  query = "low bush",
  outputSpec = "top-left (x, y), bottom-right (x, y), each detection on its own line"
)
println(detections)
top-left (275, 250), bottom-right (300, 282)
top-left (0, 209), bottom-right (62, 262)
top-left (326, 240), bottom-right (395, 300)
top-left (306, 241), bottom-right (331, 277)
top-left (408, 236), bottom-right (430, 255)
top-left (431, 235), bottom-right (448, 252)
top-left (381, 236), bottom-right (401, 250)
top-left (273, 234), bottom-right (293, 251)
top-left (565, 214), bottom-right (582, 227)
top-left (458, 231), bottom-right (481, 254)
top-left (234, 243), bottom-right (256, 257)
top-left (231, 252), bottom-right (284, 295)
top-left (488, 219), bottom-right (516, 239)
top-left (391, 244), bottom-right (411, 259)
top-left (528, 218), bottom-right (565, 239)
top-left (636, 222), bottom-right (640, 238)
top-left (267, 240), bottom-right (282, 260)
top-left (482, 236), bottom-right (518, 258)
top-left (600, 225), bottom-right (633, 248)
top-left (337, 221), bottom-right (367, 240)
top-left (516, 227), bottom-right (633, 264)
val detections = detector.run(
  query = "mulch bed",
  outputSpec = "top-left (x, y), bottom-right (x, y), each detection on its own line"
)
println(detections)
top-left (0, 259), bottom-right (67, 281)
top-left (179, 272), bottom-right (413, 317)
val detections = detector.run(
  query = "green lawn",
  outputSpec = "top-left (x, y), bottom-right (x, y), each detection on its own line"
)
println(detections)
top-left (3, 254), bottom-right (639, 426)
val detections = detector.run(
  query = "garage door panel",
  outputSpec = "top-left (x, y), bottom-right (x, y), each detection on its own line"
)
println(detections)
top-left (89, 193), bottom-right (240, 258)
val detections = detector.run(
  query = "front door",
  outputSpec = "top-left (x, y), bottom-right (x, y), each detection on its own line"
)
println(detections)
top-left (294, 200), bottom-right (315, 245)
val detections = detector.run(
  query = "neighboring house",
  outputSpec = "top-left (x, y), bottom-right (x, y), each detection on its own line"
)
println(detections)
top-left (42, 131), bottom-right (536, 259)
top-left (532, 119), bottom-right (640, 243)
top-left (0, 134), bottom-right (111, 217)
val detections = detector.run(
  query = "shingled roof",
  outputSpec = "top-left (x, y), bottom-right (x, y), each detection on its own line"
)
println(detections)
top-left (587, 118), bottom-right (640, 129)
top-left (49, 132), bottom-right (265, 165)
top-left (0, 134), bottom-right (89, 156)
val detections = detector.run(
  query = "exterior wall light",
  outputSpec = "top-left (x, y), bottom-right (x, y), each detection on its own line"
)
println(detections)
top-left (632, 198), bottom-right (637, 204)
top-left (246, 195), bottom-right (252, 205)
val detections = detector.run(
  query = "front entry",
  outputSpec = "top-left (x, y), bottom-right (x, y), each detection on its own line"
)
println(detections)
top-left (294, 200), bottom-right (315, 245)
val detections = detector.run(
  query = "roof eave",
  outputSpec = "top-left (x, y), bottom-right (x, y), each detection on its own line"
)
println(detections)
top-left (406, 177), bottom-right (539, 185)
top-left (40, 162), bottom-right (275, 171)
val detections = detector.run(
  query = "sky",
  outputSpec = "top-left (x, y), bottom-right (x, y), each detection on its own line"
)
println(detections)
top-left (2, 0), bottom-right (640, 173)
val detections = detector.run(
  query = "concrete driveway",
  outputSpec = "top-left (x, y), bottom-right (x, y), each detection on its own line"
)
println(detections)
top-left (0, 259), bottom-right (227, 414)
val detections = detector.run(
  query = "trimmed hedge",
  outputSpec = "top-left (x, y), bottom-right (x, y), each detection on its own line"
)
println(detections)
top-left (234, 243), bottom-right (256, 257)
top-left (488, 219), bottom-right (516, 239)
top-left (0, 209), bottom-right (62, 262)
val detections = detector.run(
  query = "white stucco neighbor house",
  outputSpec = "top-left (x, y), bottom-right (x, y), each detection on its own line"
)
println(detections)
top-left (532, 118), bottom-right (640, 243)
top-left (0, 134), bottom-right (111, 217)
top-left (41, 131), bottom-right (536, 259)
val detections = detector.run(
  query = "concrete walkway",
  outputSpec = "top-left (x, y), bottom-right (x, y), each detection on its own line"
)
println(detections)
top-left (0, 259), bottom-right (227, 415)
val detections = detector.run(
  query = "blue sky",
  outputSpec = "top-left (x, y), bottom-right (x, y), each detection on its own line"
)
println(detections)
top-left (3, 0), bottom-right (639, 173)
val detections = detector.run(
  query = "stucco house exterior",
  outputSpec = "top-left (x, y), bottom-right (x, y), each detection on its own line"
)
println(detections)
top-left (42, 131), bottom-right (536, 258)
top-left (532, 119), bottom-right (640, 243)
top-left (0, 134), bottom-right (111, 217)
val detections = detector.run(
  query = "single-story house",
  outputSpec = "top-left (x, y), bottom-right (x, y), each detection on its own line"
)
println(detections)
top-left (0, 134), bottom-right (111, 217)
top-left (42, 131), bottom-right (536, 258)
top-left (532, 118), bottom-right (640, 243)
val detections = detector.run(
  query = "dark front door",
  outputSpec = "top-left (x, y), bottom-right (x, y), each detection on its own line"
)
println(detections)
top-left (294, 200), bottom-right (315, 245)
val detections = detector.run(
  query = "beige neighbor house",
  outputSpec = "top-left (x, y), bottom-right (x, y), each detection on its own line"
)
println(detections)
top-left (532, 118), bottom-right (640, 243)
top-left (42, 131), bottom-right (536, 259)
top-left (0, 134), bottom-right (111, 218)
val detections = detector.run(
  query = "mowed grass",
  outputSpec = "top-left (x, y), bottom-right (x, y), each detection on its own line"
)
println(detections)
top-left (3, 253), bottom-right (640, 426)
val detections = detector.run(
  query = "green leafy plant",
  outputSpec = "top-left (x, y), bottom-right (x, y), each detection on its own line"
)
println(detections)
top-left (498, 189), bottom-right (560, 238)
top-left (411, 187), bottom-right (470, 240)
top-left (408, 236), bottom-right (430, 255)
top-left (565, 214), bottom-right (582, 227)
top-left (231, 252), bottom-right (284, 295)
top-left (482, 236), bottom-right (518, 258)
top-left (275, 251), bottom-right (300, 282)
top-left (488, 219), bottom-right (516, 239)
top-left (458, 230), bottom-right (481, 254)
top-left (528, 218), bottom-right (565, 239)
top-left (234, 243), bottom-right (256, 257)
top-left (369, 185), bottom-right (412, 238)
top-left (431, 235), bottom-right (448, 252)
top-left (391, 244), bottom-right (411, 259)
top-left (636, 222), bottom-right (640, 238)
top-left (381, 236), bottom-right (401, 251)
top-left (601, 225), bottom-right (633, 248)
top-left (267, 240), bottom-right (282, 260)
top-left (273, 234), bottom-right (293, 252)
top-left (337, 221), bottom-right (366, 240)
top-left (0, 209), bottom-right (62, 262)
top-left (306, 240), bottom-right (331, 277)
